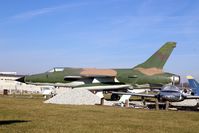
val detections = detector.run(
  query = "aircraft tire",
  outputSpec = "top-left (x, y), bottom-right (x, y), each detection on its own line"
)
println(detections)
top-left (111, 94), bottom-right (120, 101)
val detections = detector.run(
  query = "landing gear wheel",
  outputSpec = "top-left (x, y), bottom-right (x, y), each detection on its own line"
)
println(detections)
top-left (111, 94), bottom-right (120, 101)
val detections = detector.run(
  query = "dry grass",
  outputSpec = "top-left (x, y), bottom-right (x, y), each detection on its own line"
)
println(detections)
top-left (0, 96), bottom-right (199, 133)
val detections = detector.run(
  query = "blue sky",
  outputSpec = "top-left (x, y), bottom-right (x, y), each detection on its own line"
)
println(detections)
top-left (0, 0), bottom-right (199, 81)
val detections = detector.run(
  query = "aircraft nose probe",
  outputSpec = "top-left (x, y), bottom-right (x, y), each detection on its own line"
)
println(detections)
top-left (16, 76), bottom-right (25, 83)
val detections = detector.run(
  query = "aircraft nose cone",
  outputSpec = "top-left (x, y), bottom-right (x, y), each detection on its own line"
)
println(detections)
top-left (164, 95), bottom-right (172, 99)
top-left (16, 76), bottom-right (25, 83)
top-left (161, 95), bottom-right (177, 102)
top-left (161, 95), bottom-right (173, 101)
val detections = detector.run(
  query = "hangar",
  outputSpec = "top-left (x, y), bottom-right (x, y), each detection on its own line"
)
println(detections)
top-left (0, 72), bottom-right (41, 95)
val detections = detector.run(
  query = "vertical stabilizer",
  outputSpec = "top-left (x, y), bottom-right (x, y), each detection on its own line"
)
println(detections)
top-left (187, 76), bottom-right (199, 96)
top-left (134, 42), bottom-right (176, 69)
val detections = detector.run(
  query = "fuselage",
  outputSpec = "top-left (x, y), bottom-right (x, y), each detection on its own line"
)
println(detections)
top-left (158, 85), bottom-right (185, 102)
top-left (16, 42), bottom-right (180, 88)
top-left (19, 67), bottom-right (180, 87)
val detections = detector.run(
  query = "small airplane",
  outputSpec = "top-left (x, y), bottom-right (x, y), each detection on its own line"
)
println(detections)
top-left (187, 76), bottom-right (199, 96)
top-left (16, 42), bottom-right (180, 100)
top-left (169, 76), bottom-right (199, 109)
top-left (113, 85), bottom-right (199, 103)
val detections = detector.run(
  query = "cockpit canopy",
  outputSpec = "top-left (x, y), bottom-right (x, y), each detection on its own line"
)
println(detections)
top-left (161, 85), bottom-right (180, 92)
top-left (47, 67), bottom-right (64, 73)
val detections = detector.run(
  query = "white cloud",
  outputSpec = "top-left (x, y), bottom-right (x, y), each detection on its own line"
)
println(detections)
top-left (11, 3), bottom-right (88, 20)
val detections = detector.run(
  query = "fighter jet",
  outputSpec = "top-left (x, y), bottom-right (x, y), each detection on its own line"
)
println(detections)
top-left (17, 42), bottom-right (180, 99)
top-left (187, 76), bottom-right (199, 96)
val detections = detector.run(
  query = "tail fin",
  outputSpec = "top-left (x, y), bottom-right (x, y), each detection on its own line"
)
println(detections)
top-left (134, 42), bottom-right (176, 69)
top-left (187, 76), bottom-right (199, 96)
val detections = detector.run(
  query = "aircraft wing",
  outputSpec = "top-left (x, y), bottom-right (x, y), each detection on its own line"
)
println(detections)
top-left (30, 83), bottom-right (131, 91)
top-left (64, 74), bottom-right (116, 83)
top-left (64, 76), bottom-right (82, 79)
top-left (112, 91), bottom-right (156, 98)
top-left (82, 75), bottom-right (115, 78)
top-left (184, 95), bottom-right (199, 99)
top-left (25, 82), bottom-right (77, 87)
top-left (74, 84), bottom-right (131, 91)
top-left (64, 75), bottom-right (115, 79)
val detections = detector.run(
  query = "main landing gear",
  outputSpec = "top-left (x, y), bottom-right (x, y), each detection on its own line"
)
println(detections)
top-left (111, 94), bottom-right (120, 101)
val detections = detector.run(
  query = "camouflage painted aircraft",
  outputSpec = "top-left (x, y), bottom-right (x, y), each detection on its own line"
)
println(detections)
top-left (17, 42), bottom-right (180, 99)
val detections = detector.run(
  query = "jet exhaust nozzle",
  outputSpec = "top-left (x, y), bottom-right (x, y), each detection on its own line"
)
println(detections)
top-left (170, 75), bottom-right (181, 85)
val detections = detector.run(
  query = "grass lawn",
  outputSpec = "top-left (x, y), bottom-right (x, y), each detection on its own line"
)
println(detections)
top-left (0, 96), bottom-right (199, 133)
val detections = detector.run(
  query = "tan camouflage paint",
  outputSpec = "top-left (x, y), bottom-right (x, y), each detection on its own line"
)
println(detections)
top-left (80, 68), bottom-right (117, 77)
top-left (135, 67), bottom-right (163, 76)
